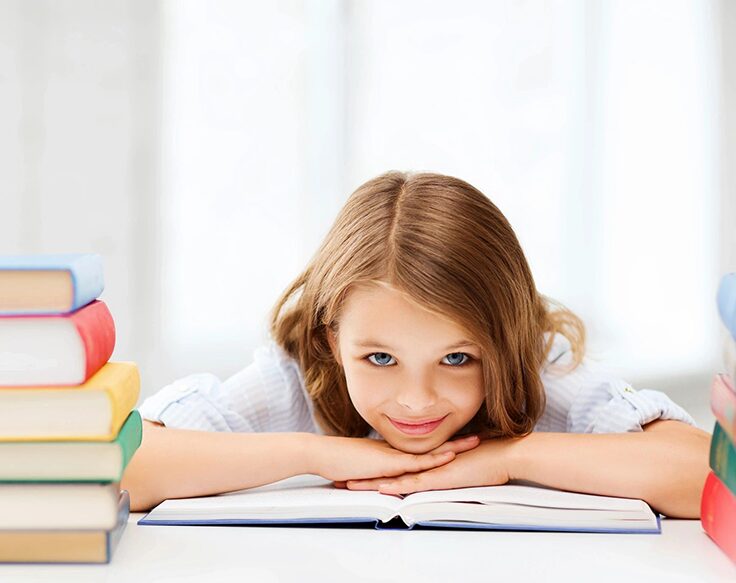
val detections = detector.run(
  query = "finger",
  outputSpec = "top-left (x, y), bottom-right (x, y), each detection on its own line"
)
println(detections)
top-left (350, 450), bottom-right (454, 488)
top-left (403, 450), bottom-right (456, 474)
top-left (379, 472), bottom-right (425, 496)
top-left (429, 435), bottom-right (480, 456)
top-left (350, 462), bottom-right (445, 493)
top-left (381, 463), bottom-right (455, 495)
top-left (388, 454), bottom-right (462, 495)
top-left (333, 481), bottom-right (348, 489)
top-left (345, 478), bottom-right (384, 491)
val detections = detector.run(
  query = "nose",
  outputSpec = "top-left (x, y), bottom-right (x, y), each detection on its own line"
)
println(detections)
top-left (395, 371), bottom-right (438, 412)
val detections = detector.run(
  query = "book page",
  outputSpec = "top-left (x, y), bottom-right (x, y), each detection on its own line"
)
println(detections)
top-left (398, 482), bottom-right (649, 512)
top-left (147, 474), bottom-right (405, 522)
top-left (400, 501), bottom-right (658, 530)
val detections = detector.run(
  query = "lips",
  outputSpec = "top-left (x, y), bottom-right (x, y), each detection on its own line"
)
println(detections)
top-left (388, 414), bottom-right (448, 436)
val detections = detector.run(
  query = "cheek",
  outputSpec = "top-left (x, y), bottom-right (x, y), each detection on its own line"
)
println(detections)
top-left (342, 365), bottom-right (390, 418)
top-left (435, 368), bottom-right (486, 421)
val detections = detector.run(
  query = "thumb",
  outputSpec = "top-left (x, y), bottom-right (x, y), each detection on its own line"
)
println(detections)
top-left (429, 434), bottom-right (480, 455)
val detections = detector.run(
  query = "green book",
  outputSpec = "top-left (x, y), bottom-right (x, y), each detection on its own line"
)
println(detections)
top-left (710, 421), bottom-right (736, 497)
top-left (0, 410), bottom-right (142, 483)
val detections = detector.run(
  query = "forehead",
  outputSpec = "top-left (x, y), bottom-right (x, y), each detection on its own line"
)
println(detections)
top-left (338, 281), bottom-right (470, 339)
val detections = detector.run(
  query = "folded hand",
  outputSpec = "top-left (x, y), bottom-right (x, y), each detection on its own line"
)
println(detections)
top-left (335, 437), bottom-right (514, 495)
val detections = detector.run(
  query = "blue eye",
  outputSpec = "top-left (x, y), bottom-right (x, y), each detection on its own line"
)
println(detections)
top-left (365, 352), bottom-right (472, 367)
top-left (443, 352), bottom-right (470, 366)
top-left (367, 352), bottom-right (396, 367)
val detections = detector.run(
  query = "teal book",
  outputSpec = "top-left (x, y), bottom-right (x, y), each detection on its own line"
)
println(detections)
top-left (710, 421), bottom-right (736, 497)
top-left (0, 253), bottom-right (104, 315)
top-left (0, 410), bottom-right (142, 482)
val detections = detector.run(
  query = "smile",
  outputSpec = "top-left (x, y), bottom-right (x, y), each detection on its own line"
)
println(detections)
top-left (388, 414), bottom-right (449, 435)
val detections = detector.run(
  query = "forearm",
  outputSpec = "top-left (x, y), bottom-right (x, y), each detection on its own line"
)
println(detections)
top-left (506, 421), bottom-right (711, 518)
top-left (121, 421), bottom-right (315, 512)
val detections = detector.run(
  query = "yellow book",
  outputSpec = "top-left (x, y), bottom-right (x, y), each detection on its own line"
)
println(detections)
top-left (0, 362), bottom-right (140, 441)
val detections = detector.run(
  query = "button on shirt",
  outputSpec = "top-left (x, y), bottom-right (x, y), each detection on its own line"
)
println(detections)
top-left (137, 332), bottom-right (697, 437)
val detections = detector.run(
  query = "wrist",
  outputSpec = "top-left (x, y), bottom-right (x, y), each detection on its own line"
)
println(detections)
top-left (301, 433), bottom-right (325, 475)
top-left (505, 432), bottom-right (535, 481)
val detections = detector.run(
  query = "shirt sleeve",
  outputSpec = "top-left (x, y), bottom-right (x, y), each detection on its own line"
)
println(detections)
top-left (137, 340), bottom-right (319, 434)
top-left (538, 333), bottom-right (698, 433)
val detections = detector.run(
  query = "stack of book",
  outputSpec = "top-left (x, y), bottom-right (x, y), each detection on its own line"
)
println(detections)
top-left (0, 254), bottom-right (142, 564)
top-left (701, 272), bottom-right (736, 564)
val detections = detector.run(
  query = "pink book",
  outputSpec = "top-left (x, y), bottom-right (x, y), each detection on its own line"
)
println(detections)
top-left (711, 373), bottom-right (736, 442)
top-left (724, 336), bottom-right (736, 385)
top-left (0, 300), bottom-right (115, 386)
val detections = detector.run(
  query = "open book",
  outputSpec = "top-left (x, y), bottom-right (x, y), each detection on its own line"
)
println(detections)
top-left (139, 475), bottom-right (661, 534)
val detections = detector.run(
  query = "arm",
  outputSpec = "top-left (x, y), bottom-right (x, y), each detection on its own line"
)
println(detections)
top-left (506, 419), bottom-right (711, 518)
top-left (121, 421), bottom-right (481, 512)
top-left (121, 421), bottom-right (315, 512)
top-left (344, 420), bottom-right (711, 519)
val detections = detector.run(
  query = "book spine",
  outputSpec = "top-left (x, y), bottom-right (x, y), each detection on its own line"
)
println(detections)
top-left (701, 471), bottom-right (736, 563)
top-left (106, 490), bottom-right (130, 564)
top-left (116, 410), bottom-right (143, 479)
top-left (710, 422), bottom-right (736, 497)
top-left (106, 363), bottom-right (141, 440)
top-left (718, 273), bottom-right (736, 341)
top-left (69, 301), bottom-right (116, 382)
top-left (69, 253), bottom-right (105, 312)
top-left (711, 374), bottom-right (736, 442)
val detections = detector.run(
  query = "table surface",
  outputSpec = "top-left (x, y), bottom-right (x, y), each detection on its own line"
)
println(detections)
top-left (0, 513), bottom-right (734, 583)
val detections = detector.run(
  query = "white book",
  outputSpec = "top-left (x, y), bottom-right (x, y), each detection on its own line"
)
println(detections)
top-left (0, 483), bottom-right (121, 530)
top-left (139, 475), bottom-right (661, 534)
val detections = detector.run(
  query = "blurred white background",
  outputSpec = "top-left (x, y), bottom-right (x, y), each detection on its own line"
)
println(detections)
top-left (1, 0), bottom-right (734, 429)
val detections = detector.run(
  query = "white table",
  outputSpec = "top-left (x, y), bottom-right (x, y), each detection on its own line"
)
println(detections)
top-left (0, 514), bottom-right (733, 582)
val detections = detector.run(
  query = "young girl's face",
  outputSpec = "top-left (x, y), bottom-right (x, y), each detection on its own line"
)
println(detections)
top-left (327, 282), bottom-right (485, 454)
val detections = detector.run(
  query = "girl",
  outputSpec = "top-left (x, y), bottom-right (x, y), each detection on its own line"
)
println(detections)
top-left (122, 171), bottom-right (710, 518)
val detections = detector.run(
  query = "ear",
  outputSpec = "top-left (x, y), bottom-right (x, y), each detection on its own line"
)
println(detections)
top-left (326, 326), bottom-right (342, 366)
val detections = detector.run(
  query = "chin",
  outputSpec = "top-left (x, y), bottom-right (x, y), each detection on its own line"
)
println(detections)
top-left (383, 433), bottom-right (445, 455)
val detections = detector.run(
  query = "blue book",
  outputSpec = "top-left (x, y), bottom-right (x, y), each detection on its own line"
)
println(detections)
top-left (138, 475), bottom-right (661, 534)
top-left (718, 273), bottom-right (736, 340)
top-left (0, 253), bottom-right (104, 315)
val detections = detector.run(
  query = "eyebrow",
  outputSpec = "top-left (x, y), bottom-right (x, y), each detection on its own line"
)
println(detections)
top-left (352, 339), bottom-right (478, 351)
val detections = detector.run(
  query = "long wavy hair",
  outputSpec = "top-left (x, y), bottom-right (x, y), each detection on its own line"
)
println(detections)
top-left (269, 171), bottom-right (585, 438)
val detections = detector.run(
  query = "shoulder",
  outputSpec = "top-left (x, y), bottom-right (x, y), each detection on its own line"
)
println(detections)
top-left (536, 333), bottom-right (697, 433)
top-left (541, 331), bottom-right (574, 371)
top-left (535, 331), bottom-right (597, 431)
top-left (246, 338), bottom-right (322, 433)
top-left (539, 331), bottom-right (610, 405)
top-left (244, 338), bottom-right (302, 389)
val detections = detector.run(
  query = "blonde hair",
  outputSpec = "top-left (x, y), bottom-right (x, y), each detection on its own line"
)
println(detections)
top-left (269, 171), bottom-right (585, 438)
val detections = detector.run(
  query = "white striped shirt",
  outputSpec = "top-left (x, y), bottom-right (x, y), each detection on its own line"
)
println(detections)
top-left (138, 333), bottom-right (697, 436)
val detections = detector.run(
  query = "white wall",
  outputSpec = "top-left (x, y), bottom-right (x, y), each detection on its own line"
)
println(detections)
top-left (721, 1), bottom-right (736, 278)
top-left (0, 1), bottom-right (731, 429)
top-left (0, 0), bottom-right (163, 390)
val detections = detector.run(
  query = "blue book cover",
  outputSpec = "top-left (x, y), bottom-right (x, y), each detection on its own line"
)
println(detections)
top-left (718, 273), bottom-right (736, 341)
top-left (138, 513), bottom-right (662, 534)
top-left (0, 253), bottom-right (104, 315)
